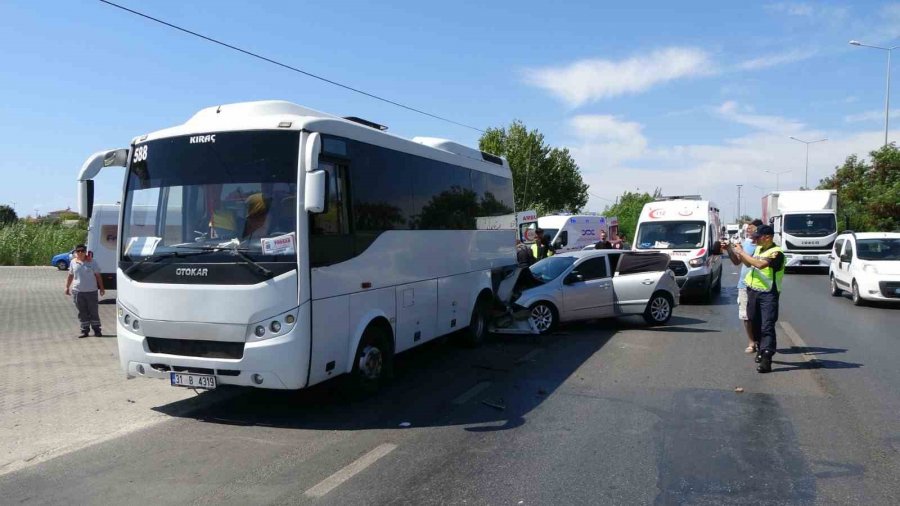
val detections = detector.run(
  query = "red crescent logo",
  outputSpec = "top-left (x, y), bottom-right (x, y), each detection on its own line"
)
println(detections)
top-left (648, 208), bottom-right (665, 219)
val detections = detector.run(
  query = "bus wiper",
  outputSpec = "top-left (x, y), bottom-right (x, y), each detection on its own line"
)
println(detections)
top-left (123, 250), bottom-right (209, 275)
top-left (172, 244), bottom-right (274, 279)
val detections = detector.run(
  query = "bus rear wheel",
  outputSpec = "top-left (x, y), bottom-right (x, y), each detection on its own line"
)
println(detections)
top-left (349, 326), bottom-right (393, 395)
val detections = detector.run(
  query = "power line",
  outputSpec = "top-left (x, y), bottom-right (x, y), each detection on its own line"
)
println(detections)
top-left (98, 0), bottom-right (485, 133)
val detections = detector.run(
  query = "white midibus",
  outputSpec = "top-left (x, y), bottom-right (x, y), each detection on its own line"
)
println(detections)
top-left (78, 101), bottom-right (517, 391)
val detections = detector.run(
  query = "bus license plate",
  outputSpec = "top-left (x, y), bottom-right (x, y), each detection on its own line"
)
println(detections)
top-left (170, 372), bottom-right (216, 389)
top-left (802, 256), bottom-right (818, 261)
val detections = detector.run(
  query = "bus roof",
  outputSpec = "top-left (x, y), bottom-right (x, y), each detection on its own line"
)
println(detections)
top-left (134, 100), bottom-right (510, 178)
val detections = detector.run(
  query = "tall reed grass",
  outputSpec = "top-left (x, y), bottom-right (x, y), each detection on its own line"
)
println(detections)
top-left (0, 223), bottom-right (87, 266)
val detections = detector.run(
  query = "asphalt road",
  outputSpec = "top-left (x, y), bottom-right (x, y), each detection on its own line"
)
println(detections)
top-left (2, 262), bottom-right (899, 505)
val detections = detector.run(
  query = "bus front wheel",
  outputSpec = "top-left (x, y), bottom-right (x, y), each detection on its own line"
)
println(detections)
top-left (349, 325), bottom-right (393, 395)
top-left (460, 296), bottom-right (491, 347)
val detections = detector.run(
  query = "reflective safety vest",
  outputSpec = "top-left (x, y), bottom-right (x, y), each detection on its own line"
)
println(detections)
top-left (744, 244), bottom-right (785, 292)
top-left (532, 243), bottom-right (554, 259)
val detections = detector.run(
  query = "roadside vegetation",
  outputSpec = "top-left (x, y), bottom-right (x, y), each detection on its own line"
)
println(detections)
top-left (0, 209), bottom-right (87, 266)
top-left (818, 144), bottom-right (900, 232)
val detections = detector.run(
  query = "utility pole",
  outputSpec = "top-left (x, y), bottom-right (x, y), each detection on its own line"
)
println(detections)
top-left (736, 185), bottom-right (743, 222)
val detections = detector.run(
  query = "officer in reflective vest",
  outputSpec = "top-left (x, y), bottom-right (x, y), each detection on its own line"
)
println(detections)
top-left (729, 224), bottom-right (785, 373)
top-left (531, 228), bottom-right (555, 260)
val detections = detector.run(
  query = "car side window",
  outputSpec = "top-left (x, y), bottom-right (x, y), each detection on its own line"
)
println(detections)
top-left (833, 239), bottom-right (844, 256)
top-left (574, 257), bottom-right (608, 281)
top-left (843, 241), bottom-right (854, 261)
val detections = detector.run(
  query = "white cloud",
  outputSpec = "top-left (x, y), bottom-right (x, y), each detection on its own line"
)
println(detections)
top-left (715, 101), bottom-right (806, 133)
top-left (765, 2), bottom-right (814, 17)
top-left (844, 109), bottom-right (900, 123)
top-left (523, 47), bottom-right (713, 106)
top-left (561, 105), bottom-right (884, 217)
top-left (736, 48), bottom-right (817, 70)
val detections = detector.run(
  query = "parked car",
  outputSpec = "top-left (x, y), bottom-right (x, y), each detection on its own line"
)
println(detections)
top-left (51, 249), bottom-right (74, 270)
top-left (510, 250), bottom-right (679, 334)
top-left (828, 231), bottom-right (900, 305)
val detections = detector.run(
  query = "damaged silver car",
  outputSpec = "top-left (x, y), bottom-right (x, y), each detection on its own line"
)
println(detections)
top-left (505, 250), bottom-right (679, 334)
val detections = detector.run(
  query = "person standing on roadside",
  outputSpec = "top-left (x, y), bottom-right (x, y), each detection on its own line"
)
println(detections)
top-left (593, 230), bottom-right (613, 249)
top-left (724, 219), bottom-right (764, 354)
top-left (531, 228), bottom-right (555, 260)
top-left (64, 244), bottom-right (105, 338)
top-left (730, 225), bottom-right (785, 373)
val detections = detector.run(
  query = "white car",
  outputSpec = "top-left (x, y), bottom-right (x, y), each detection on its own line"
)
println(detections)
top-left (828, 232), bottom-right (900, 305)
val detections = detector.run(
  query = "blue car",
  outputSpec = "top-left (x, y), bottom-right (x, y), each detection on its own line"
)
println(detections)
top-left (51, 249), bottom-right (74, 270)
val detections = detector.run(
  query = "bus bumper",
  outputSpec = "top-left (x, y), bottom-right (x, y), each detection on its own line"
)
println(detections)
top-left (784, 252), bottom-right (830, 268)
top-left (117, 308), bottom-right (311, 390)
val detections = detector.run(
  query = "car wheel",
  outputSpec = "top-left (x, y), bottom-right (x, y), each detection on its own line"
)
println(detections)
top-left (56, 260), bottom-right (68, 271)
top-left (851, 280), bottom-right (865, 306)
top-left (529, 301), bottom-right (558, 335)
top-left (829, 275), bottom-right (842, 297)
top-left (460, 296), bottom-right (490, 347)
top-left (348, 326), bottom-right (393, 395)
top-left (643, 292), bottom-right (673, 326)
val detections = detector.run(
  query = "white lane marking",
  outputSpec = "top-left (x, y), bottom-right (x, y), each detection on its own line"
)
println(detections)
top-left (778, 321), bottom-right (812, 362)
top-left (452, 381), bottom-right (492, 405)
top-left (304, 443), bottom-right (397, 498)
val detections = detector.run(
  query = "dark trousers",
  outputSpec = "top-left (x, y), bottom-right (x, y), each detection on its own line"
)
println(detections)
top-left (73, 290), bottom-right (101, 332)
top-left (747, 289), bottom-right (779, 355)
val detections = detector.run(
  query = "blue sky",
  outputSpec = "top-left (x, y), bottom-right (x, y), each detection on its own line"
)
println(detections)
top-left (1, 0), bottom-right (898, 221)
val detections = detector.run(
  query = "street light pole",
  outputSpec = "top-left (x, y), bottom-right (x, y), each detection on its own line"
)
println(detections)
top-left (849, 40), bottom-right (899, 147)
top-left (736, 184), bottom-right (743, 222)
top-left (789, 137), bottom-right (827, 189)
top-left (763, 169), bottom-right (791, 191)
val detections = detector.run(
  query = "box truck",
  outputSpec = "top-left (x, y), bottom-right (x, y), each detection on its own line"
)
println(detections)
top-left (762, 190), bottom-right (837, 269)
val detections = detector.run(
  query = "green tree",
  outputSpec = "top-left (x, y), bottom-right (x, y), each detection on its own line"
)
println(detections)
top-left (479, 120), bottom-right (589, 214)
top-left (818, 144), bottom-right (900, 231)
top-left (602, 189), bottom-right (660, 240)
top-left (738, 215), bottom-right (754, 224)
top-left (0, 205), bottom-right (17, 226)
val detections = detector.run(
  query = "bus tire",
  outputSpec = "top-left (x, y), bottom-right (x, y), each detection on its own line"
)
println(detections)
top-left (460, 295), bottom-right (491, 348)
top-left (348, 325), bottom-right (393, 395)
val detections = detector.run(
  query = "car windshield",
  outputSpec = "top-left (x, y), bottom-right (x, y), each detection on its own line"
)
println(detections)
top-left (529, 256), bottom-right (576, 282)
top-left (856, 238), bottom-right (900, 261)
top-left (635, 221), bottom-right (705, 249)
top-left (783, 213), bottom-right (836, 237)
top-left (122, 131), bottom-right (299, 263)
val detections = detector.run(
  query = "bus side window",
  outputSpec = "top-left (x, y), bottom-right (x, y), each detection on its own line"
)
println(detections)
top-left (310, 161), bottom-right (354, 267)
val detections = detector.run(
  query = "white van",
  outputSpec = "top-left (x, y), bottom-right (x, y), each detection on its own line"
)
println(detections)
top-left (85, 204), bottom-right (119, 290)
top-left (525, 215), bottom-right (619, 253)
top-left (634, 197), bottom-right (723, 300)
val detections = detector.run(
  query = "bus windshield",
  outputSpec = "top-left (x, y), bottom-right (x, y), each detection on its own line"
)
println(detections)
top-left (122, 131), bottom-right (299, 263)
top-left (783, 213), bottom-right (836, 237)
top-left (635, 221), bottom-right (705, 249)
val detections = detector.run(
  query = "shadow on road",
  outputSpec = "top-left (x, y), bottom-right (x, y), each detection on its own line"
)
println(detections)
top-left (770, 358), bottom-right (863, 373)
top-left (152, 324), bottom-right (628, 433)
top-left (778, 345), bottom-right (847, 356)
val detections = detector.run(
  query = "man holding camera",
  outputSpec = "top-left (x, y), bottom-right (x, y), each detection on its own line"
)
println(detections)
top-left (723, 225), bottom-right (786, 373)
top-left (725, 219), bottom-right (764, 354)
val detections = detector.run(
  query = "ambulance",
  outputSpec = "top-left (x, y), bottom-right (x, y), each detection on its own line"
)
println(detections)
top-left (524, 214), bottom-right (619, 253)
top-left (634, 196), bottom-right (723, 300)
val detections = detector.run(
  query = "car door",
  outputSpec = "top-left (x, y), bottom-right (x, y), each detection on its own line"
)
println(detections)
top-left (837, 239), bottom-right (854, 285)
top-left (561, 257), bottom-right (614, 321)
top-left (830, 238), bottom-right (844, 281)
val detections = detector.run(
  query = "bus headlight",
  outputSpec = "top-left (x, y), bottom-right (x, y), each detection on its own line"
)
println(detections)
top-left (124, 314), bottom-right (131, 325)
top-left (248, 307), bottom-right (299, 341)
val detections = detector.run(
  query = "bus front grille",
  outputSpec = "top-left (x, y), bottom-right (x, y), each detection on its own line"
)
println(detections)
top-left (146, 337), bottom-right (244, 359)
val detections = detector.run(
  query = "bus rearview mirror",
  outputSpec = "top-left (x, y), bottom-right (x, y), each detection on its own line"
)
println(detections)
top-left (304, 170), bottom-right (327, 213)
